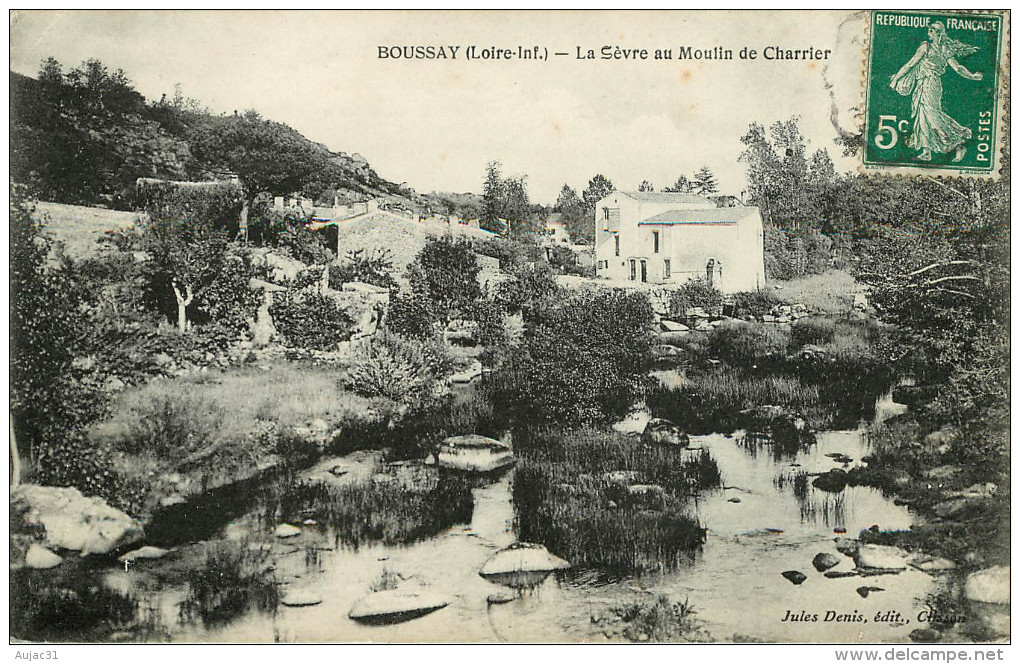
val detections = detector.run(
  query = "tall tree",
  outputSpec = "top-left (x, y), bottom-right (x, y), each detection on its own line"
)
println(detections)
top-left (582, 174), bottom-right (615, 216)
top-left (554, 184), bottom-right (590, 244)
top-left (692, 166), bottom-right (718, 195)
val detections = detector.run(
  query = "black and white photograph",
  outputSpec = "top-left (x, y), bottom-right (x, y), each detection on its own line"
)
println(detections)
top-left (7, 9), bottom-right (1011, 650)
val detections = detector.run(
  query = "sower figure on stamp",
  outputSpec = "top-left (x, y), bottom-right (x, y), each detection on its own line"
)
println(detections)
top-left (889, 21), bottom-right (983, 163)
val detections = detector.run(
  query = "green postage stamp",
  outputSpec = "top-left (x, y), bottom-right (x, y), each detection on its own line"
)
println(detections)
top-left (863, 10), bottom-right (1007, 178)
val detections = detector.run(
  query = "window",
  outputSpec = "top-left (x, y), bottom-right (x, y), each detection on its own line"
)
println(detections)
top-left (629, 259), bottom-right (636, 281)
top-left (653, 230), bottom-right (660, 253)
top-left (614, 236), bottom-right (620, 256)
top-left (664, 259), bottom-right (671, 279)
top-left (603, 207), bottom-right (610, 221)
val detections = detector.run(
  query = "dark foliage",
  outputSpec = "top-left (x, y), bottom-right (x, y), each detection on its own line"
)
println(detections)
top-left (269, 291), bottom-right (355, 350)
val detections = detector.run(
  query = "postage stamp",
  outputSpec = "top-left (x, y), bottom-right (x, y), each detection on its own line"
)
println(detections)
top-left (862, 10), bottom-right (1007, 178)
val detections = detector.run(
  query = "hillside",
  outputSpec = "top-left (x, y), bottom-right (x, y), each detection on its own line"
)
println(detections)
top-left (10, 62), bottom-right (420, 210)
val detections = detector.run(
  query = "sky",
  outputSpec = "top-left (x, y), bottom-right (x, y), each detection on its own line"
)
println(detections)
top-left (10, 10), bottom-right (867, 204)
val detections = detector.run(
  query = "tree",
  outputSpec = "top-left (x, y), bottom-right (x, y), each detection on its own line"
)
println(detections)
top-left (582, 174), bottom-right (615, 215)
top-left (692, 166), bottom-right (718, 195)
top-left (739, 117), bottom-right (830, 228)
top-left (408, 236), bottom-right (482, 323)
top-left (480, 161), bottom-right (536, 238)
top-left (663, 175), bottom-right (694, 193)
top-left (10, 186), bottom-right (106, 488)
top-left (554, 184), bottom-right (589, 244)
top-left (638, 180), bottom-right (654, 192)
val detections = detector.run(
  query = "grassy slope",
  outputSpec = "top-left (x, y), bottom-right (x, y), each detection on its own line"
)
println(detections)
top-left (33, 201), bottom-right (144, 259)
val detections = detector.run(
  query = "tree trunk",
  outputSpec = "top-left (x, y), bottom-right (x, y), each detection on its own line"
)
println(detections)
top-left (172, 281), bottom-right (194, 333)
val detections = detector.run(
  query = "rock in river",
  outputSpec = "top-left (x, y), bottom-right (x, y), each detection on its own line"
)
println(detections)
top-left (856, 586), bottom-right (885, 599)
top-left (274, 524), bottom-right (302, 538)
top-left (17, 484), bottom-right (143, 556)
top-left (853, 544), bottom-right (907, 571)
top-left (25, 543), bottom-right (62, 569)
top-left (812, 552), bottom-right (842, 572)
top-left (282, 589), bottom-right (323, 607)
top-left (118, 546), bottom-right (171, 563)
top-left (480, 542), bottom-right (570, 588)
top-left (434, 434), bottom-right (515, 474)
top-left (964, 566), bottom-right (1010, 605)
top-left (835, 537), bottom-right (860, 557)
top-left (348, 589), bottom-right (451, 625)
top-left (812, 469), bottom-right (849, 493)
top-left (782, 571), bottom-right (808, 585)
top-left (640, 418), bottom-right (689, 447)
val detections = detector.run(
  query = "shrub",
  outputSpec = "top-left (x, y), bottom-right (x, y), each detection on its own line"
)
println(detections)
top-left (468, 298), bottom-right (507, 347)
top-left (269, 290), bottom-right (355, 350)
top-left (488, 288), bottom-right (654, 427)
top-left (343, 331), bottom-right (453, 410)
top-left (791, 317), bottom-right (837, 347)
top-left (493, 262), bottom-right (561, 314)
top-left (385, 292), bottom-right (436, 339)
top-left (189, 251), bottom-right (262, 335)
top-left (729, 289), bottom-right (783, 319)
top-left (667, 279), bottom-right (723, 318)
top-left (329, 248), bottom-right (397, 292)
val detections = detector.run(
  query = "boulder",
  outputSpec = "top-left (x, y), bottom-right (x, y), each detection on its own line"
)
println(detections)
top-left (118, 546), bottom-right (171, 563)
top-left (964, 566), bottom-right (1009, 605)
top-left (853, 544), bottom-right (908, 571)
top-left (812, 552), bottom-right (842, 572)
top-left (812, 469), bottom-right (849, 493)
top-left (435, 435), bottom-right (514, 474)
top-left (640, 418), bottom-right (690, 447)
top-left (911, 557), bottom-right (957, 574)
top-left (18, 485), bottom-right (144, 556)
top-left (781, 570), bottom-right (807, 585)
top-left (834, 537), bottom-right (861, 557)
top-left (25, 543), bottom-right (63, 570)
top-left (660, 319), bottom-right (689, 332)
top-left (933, 498), bottom-right (978, 519)
top-left (274, 524), bottom-right (302, 539)
top-left (348, 589), bottom-right (451, 624)
top-left (281, 589), bottom-right (323, 607)
top-left (479, 542), bottom-right (570, 588)
top-left (651, 344), bottom-right (682, 359)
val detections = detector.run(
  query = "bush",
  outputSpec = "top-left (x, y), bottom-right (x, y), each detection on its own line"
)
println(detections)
top-left (729, 289), bottom-right (783, 319)
top-left (493, 262), bottom-right (561, 314)
top-left (190, 251), bottom-right (262, 335)
top-left (269, 291), bottom-right (355, 350)
top-left (343, 331), bottom-right (453, 410)
top-left (385, 292), bottom-right (436, 339)
top-left (488, 288), bottom-right (653, 427)
top-left (468, 298), bottom-right (507, 347)
top-left (328, 248), bottom-right (397, 292)
top-left (792, 317), bottom-right (837, 347)
top-left (667, 279), bottom-right (723, 318)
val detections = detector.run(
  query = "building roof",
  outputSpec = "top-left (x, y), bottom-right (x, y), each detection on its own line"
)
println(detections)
top-left (619, 191), bottom-right (712, 205)
top-left (638, 206), bottom-right (759, 226)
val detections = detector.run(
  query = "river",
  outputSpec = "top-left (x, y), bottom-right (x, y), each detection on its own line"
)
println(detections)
top-left (23, 391), bottom-right (940, 643)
